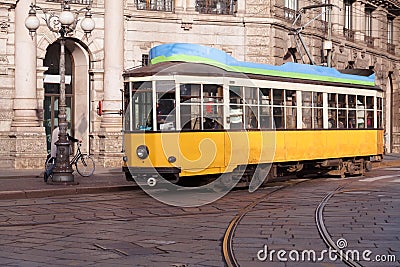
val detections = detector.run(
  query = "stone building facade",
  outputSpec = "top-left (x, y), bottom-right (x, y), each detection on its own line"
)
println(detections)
top-left (0, 0), bottom-right (399, 169)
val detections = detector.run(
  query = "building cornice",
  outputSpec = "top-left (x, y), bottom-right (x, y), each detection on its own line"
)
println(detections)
top-left (366, 0), bottom-right (400, 15)
top-left (1, 0), bottom-right (17, 9)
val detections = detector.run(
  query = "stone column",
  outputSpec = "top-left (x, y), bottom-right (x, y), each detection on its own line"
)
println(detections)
top-left (353, 1), bottom-right (364, 42)
top-left (175, 0), bottom-right (185, 12)
top-left (12, 0), bottom-right (40, 129)
top-left (98, 0), bottom-right (124, 167)
top-left (186, 0), bottom-right (196, 12)
top-left (235, 0), bottom-right (245, 15)
top-left (330, 0), bottom-right (341, 37)
top-left (373, 7), bottom-right (386, 50)
top-left (10, 0), bottom-right (46, 169)
top-left (101, 0), bottom-right (124, 130)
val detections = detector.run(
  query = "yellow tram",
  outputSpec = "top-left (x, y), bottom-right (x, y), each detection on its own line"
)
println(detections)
top-left (122, 43), bottom-right (383, 185)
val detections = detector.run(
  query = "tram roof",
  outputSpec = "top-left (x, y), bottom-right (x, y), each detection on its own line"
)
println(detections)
top-left (124, 43), bottom-right (377, 88)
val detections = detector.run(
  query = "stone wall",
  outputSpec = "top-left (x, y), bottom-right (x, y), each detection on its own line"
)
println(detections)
top-left (1, 0), bottom-right (400, 169)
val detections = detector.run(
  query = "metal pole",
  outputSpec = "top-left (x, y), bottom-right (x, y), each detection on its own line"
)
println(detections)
top-left (327, 4), bottom-right (332, 67)
top-left (298, 33), bottom-right (315, 65)
top-left (52, 30), bottom-right (74, 183)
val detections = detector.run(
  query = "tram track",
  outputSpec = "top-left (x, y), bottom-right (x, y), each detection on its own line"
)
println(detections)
top-left (222, 177), bottom-right (363, 267)
top-left (222, 178), bottom-right (311, 267)
top-left (315, 186), bottom-right (363, 267)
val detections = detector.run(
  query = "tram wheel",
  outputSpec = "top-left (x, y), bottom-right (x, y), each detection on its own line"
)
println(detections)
top-left (125, 172), bottom-right (134, 181)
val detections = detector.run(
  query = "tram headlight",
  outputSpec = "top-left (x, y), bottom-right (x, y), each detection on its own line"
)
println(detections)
top-left (136, 145), bottom-right (149, 160)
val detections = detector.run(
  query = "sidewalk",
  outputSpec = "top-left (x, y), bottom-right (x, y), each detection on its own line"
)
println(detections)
top-left (0, 153), bottom-right (400, 200)
top-left (0, 166), bottom-right (136, 200)
top-left (374, 152), bottom-right (400, 167)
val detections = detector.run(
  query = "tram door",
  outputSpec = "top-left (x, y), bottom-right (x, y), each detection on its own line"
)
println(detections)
top-left (43, 42), bottom-right (74, 153)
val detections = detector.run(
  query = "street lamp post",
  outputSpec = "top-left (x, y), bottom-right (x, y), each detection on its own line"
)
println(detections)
top-left (25, 0), bottom-right (95, 183)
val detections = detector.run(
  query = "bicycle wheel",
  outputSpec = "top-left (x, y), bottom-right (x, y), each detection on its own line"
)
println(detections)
top-left (75, 154), bottom-right (95, 177)
top-left (44, 156), bottom-right (55, 182)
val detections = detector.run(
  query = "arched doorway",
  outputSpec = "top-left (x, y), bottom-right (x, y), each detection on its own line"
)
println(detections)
top-left (43, 41), bottom-right (73, 152)
top-left (385, 72), bottom-right (394, 153)
top-left (43, 39), bottom-right (91, 154)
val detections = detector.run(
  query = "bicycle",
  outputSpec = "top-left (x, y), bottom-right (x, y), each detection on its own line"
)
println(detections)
top-left (44, 142), bottom-right (95, 182)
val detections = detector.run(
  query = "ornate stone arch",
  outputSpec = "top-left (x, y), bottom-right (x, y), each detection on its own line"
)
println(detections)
top-left (35, 31), bottom-right (102, 154)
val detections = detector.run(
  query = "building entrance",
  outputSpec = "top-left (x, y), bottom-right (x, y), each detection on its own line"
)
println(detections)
top-left (43, 42), bottom-right (74, 153)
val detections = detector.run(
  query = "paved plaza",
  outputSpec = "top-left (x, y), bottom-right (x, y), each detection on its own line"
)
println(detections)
top-left (0, 159), bottom-right (399, 266)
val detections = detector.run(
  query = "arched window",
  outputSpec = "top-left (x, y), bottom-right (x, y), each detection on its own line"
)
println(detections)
top-left (343, 0), bottom-right (354, 41)
top-left (365, 6), bottom-right (374, 47)
top-left (284, 0), bottom-right (298, 20)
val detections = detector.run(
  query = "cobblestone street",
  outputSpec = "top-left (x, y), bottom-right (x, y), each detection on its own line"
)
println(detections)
top-left (0, 167), bottom-right (399, 266)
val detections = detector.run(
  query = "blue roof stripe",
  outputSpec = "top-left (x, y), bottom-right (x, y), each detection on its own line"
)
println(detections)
top-left (149, 43), bottom-right (375, 85)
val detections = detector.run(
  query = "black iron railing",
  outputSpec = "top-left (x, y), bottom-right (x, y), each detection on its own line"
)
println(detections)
top-left (136, 0), bottom-right (173, 11)
top-left (365, 35), bottom-right (374, 48)
top-left (195, 0), bottom-right (235, 15)
top-left (283, 7), bottom-right (297, 23)
top-left (343, 28), bottom-right (354, 41)
top-left (388, 43), bottom-right (395, 55)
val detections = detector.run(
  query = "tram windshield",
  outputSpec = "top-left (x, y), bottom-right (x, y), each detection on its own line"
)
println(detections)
top-left (126, 81), bottom-right (153, 131)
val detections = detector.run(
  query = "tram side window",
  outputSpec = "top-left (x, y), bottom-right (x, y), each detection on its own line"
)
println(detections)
top-left (180, 84), bottom-right (201, 130)
top-left (366, 96), bottom-right (374, 128)
top-left (259, 88), bottom-right (272, 129)
top-left (313, 92), bottom-right (323, 128)
top-left (302, 91), bottom-right (323, 129)
top-left (180, 84), bottom-right (224, 130)
top-left (377, 97), bottom-right (383, 128)
top-left (328, 93), bottom-right (337, 128)
top-left (156, 81), bottom-right (176, 131)
top-left (338, 110), bottom-right (346, 128)
top-left (203, 84), bottom-right (224, 130)
top-left (337, 94), bottom-right (347, 128)
top-left (230, 86), bottom-right (244, 129)
top-left (356, 95), bottom-right (365, 128)
top-left (131, 81), bottom-right (153, 131)
top-left (273, 89), bottom-right (284, 129)
top-left (348, 110), bottom-right (356, 128)
top-left (328, 109), bottom-right (337, 128)
top-left (285, 90), bottom-right (296, 129)
top-left (180, 83), bottom-right (200, 103)
top-left (245, 87), bottom-right (258, 129)
top-left (348, 95), bottom-right (356, 108)
top-left (302, 92), bottom-right (311, 128)
top-left (348, 95), bottom-right (356, 128)
top-left (328, 93), bottom-right (337, 108)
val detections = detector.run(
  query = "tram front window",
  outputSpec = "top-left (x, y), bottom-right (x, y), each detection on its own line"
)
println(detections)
top-left (129, 82), bottom-right (153, 131)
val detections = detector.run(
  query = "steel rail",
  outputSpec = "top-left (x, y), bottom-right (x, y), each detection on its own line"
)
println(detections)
top-left (315, 186), bottom-right (363, 267)
top-left (222, 179), bottom-right (310, 267)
